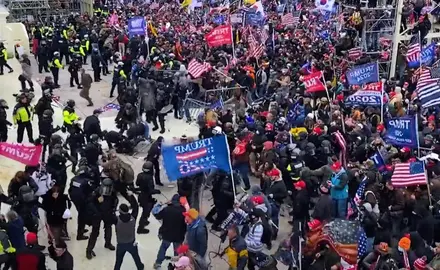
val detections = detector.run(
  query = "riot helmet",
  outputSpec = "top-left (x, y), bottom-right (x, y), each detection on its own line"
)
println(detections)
top-left (43, 109), bottom-right (53, 118)
top-left (19, 185), bottom-right (35, 203)
top-left (90, 134), bottom-right (100, 143)
top-left (66, 99), bottom-right (75, 108)
top-left (305, 143), bottom-right (316, 156)
top-left (100, 178), bottom-right (113, 196)
top-left (321, 140), bottom-right (331, 154)
top-left (142, 161), bottom-right (154, 173)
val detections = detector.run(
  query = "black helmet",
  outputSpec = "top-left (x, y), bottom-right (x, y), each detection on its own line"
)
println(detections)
top-left (0, 99), bottom-right (8, 109)
top-left (125, 103), bottom-right (133, 110)
top-left (90, 134), bottom-right (100, 142)
top-left (76, 165), bottom-right (90, 175)
top-left (67, 99), bottom-right (75, 107)
top-left (142, 161), bottom-right (153, 172)
top-left (19, 185), bottom-right (35, 203)
top-left (100, 178), bottom-right (113, 196)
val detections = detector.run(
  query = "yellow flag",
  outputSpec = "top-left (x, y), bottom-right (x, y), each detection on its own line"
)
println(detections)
top-left (181, 0), bottom-right (192, 8)
top-left (244, 0), bottom-right (256, 5)
top-left (148, 22), bottom-right (158, 37)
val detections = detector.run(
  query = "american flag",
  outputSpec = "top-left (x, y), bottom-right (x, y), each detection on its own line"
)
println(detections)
top-left (334, 130), bottom-right (347, 168)
top-left (102, 103), bottom-right (121, 111)
top-left (248, 31), bottom-right (258, 48)
top-left (353, 177), bottom-right (367, 207)
top-left (248, 44), bottom-right (265, 59)
top-left (406, 41), bottom-right (421, 64)
top-left (348, 47), bottom-right (362, 61)
top-left (358, 227), bottom-right (368, 259)
top-left (391, 161), bottom-right (427, 187)
top-left (417, 69), bottom-right (440, 108)
top-left (281, 13), bottom-right (295, 26)
top-left (187, 59), bottom-right (211, 79)
top-left (256, 28), bottom-right (269, 44)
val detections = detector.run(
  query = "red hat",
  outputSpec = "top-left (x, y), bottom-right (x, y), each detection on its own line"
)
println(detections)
top-left (408, 157), bottom-right (417, 162)
top-left (336, 94), bottom-right (344, 102)
top-left (331, 161), bottom-right (342, 171)
top-left (260, 111), bottom-right (269, 118)
top-left (377, 123), bottom-right (385, 132)
top-left (265, 123), bottom-right (274, 131)
top-left (251, 195), bottom-right (264, 205)
top-left (294, 180), bottom-right (306, 189)
top-left (26, 232), bottom-right (37, 244)
top-left (267, 168), bottom-right (280, 177)
top-left (313, 127), bottom-right (322, 135)
top-left (428, 115), bottom-right (435, 122)
top-left (401, 147), bottom-right (411, 153)
top-left (176, 244), bottom-right (190, 255)
top-left (308, 219), bottom-right (322, 230)
top-left (414, 256), bottom-right (427, 270)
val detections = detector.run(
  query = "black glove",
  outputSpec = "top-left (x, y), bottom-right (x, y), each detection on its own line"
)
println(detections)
top-left (152, 189), bottom-right (161, 195)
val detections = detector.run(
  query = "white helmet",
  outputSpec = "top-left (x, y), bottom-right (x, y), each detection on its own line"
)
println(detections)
top-left (118, 62), bottom-right (124, 66)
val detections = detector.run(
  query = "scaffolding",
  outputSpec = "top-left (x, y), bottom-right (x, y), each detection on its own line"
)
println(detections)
top-left (3, 0), bottom-right (82, 22)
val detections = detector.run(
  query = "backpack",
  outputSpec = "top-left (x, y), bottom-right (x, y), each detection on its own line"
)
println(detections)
top-left (253, 219), bottom-right (273, 247)
top-left (119, 160), bottom-right (135, 184)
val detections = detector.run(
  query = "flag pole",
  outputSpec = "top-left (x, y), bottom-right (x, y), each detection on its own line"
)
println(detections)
top-left (223, 135), bottom-right (237, 202)
top-left (380, 78), bottom-right (385, 123)
top-left (230, 24), bottom-right (236, 58)
top-left (423, 161), bottom-right (433, 210)
top-left (416, 114), bottom-right (421, 158)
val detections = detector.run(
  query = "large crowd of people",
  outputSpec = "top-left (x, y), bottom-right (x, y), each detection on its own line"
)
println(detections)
top-left (0, 0), bottom-right (439, 269)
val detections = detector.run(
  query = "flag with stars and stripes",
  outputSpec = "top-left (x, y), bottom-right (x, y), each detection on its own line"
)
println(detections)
top-left (391, 161), bottom-right (428, 187)
top-left (102, 103), bottom-right (121, 111)
top-left (353, 176), bottom-right (367, 207)
top-left (406, 38), bottom-right (421, 65)
top-left (187, 59), bottom-right (212, 79)
top-left (348, 47), bottom-right (362, 61)
top-left (416, 68), bottom-right (440, 108)
top-left (358, 226), bottom-right (368, 258)
top-left (281, 13), bottom-right (295, 26)
top-left (161, 135), bottom-right (232, 181)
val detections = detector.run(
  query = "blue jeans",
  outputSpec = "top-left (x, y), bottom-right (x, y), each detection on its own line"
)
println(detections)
top-left (155, 240), bottom-right (181, 265)
top-left (332, 198), bottom-right (347, 219)
top-left (271, 202), bottom-right (280, 228)
top-left (233, 163), bottom-right (250, 189)
top-left (366, 237), bottom-right (375, 253)
top-left (114, 242), bottom-right (144, 270)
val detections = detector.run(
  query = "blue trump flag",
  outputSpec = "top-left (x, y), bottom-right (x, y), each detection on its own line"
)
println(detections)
top-left (369, 151), bottom-right (387, 174)
top-left (161, 135), bottom-right (231, 181)
top-left (384, 115), bottom-right (418, 148)
top-left (408, 43), bottom-right (436, 68)
top-left (245, 12), bottom-right (265, 26)
top-left (346, 62), bottom-right (379, 85)
top-left (128, 17), bottom-right (146, 38)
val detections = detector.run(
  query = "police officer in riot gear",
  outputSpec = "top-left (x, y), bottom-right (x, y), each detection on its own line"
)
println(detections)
top-left (303, 142), bottom-right (326, 170)
top-left (83, 134), bottom-right (103, 165)
top-left (115, 103), bottom-right (138, 134)
top-left (65, 123), bottom-right (85, 173)
top-left (50, 51), bottom-right (63, 88)
top-left (68, 54), bottom-right (82, 88)
top-left (46, 144), bottom-right (74, 193)
top-left (36, 39), bottom-right (50, 73)
top-left (68, 166), bottom-right (93, 240)
top-left (136, 161), bottom-right (161, 234)
top-left (145, 136), bottom-right (164, 186)
top-left (86, 178), bottom-right (118, 260)
top-left (38, 109), bottom-right (60, 160)
top-left (34, 89), bottom-right (54, 122)
top-left (0, 99), bottom-right (11, 142)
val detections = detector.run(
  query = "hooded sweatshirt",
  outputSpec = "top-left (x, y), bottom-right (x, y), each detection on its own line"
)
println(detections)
top-left (115, 196), bottom-right (139, 244)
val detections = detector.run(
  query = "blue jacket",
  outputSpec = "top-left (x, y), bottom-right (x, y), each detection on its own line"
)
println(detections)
top-left (186, 218), bottom-right (208, 257)
top-left (330, 169), bottom-right (349, 200)
top-left (7, 218), bottom-right (25, 250)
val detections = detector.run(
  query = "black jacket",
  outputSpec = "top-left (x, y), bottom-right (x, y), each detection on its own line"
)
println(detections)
top-left (34, 97), bottom-right (53, 118)
top-left (42, 190), bottom-right (71, 226)
top-left (292, 189), bottom-right (310, 220)
top-left (154, 202), bottom-right (187, 243)
top-left (83, 115), bottom-right (102, 138)
top-left (48, 246), bottom-right (74, 270)
top-left (136, 171), bottom-right (157, 207)
top-left (265, 180), bottom-right (287, 206)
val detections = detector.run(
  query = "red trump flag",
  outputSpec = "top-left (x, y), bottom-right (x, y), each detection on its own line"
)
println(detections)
top-left (303, 71), bottom-right (326, 93)
top-left (205, 25), bottom-right (233, 48)
top-left (0, 142), bottom-right (42, 166)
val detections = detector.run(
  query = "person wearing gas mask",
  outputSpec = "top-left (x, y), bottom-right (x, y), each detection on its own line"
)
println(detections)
top-left (0, 99), bottom-right (11, 142)
top-left (86, 178), bottom-right (118, 260)
top-left (36, 40), bottom-right (50, 73)
top-left (68, 166), bottom-right (94, 241)
top-left (46, 144), bottom-right (74, 194)
top-left (115, 103), bottom-right (138, 134)
top-left (65, 123), bottom-right (85, 174)
top-left (145, 136), bottom-right (164, 186)
top-left (135, 161), bottom-right (161, 234)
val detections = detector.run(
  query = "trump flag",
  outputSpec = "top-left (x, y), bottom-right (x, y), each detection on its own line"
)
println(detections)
top-left (205, 25), bottom-right (233, 48)
top-left (162, 135), bottom-right (231, 181)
